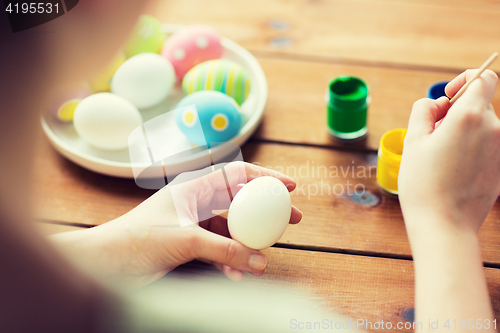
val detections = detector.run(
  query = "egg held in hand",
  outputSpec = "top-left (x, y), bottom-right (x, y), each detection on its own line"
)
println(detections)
top-left (175, 90), bottom-right (242, 147)
top-left (73, 93), bottom-right (143, 150)
top-left (111, 53), bottom-right (175, 109)
top-left (228, 176), bottom-right (292, 250)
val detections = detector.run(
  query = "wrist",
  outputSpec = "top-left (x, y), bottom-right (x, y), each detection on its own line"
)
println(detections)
top-left (50, 226), bottom-right (124, 284)
top-left (401, 195), bottom-right (479, 235)
top-left (403, 210), bottom-right (480, 258)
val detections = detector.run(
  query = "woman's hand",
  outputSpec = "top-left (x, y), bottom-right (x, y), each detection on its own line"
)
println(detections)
top-left (398, 69), bottom-right (499, 333)
top-left (399, 69), bottom-right (500, 236)
top-left (51, 162), bottom-right (302, 289)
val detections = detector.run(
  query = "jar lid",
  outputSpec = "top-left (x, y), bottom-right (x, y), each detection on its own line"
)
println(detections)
top-left (327, 76), bottom-right (368, 110)
top-left (427, 81), bottom-right (449, 100)
top-left (378, 128), bottom-right (407, 166)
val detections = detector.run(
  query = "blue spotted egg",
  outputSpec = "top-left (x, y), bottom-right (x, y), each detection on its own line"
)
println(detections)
top-left (175, 90), bottom-right (242, 147)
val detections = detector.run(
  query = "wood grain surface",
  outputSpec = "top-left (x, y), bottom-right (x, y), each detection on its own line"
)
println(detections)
top-left (255, 57), bottom-right (500, 150)
top-left (33, 136), bottom-right (500, 266)
top-left (36, 222), bottom-right (500, 333)
top-left (148, 0), bottom-right (500, 72)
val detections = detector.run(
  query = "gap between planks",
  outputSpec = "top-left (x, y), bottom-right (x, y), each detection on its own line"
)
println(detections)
top-left (248, 137), bottom-right (379, 154)
top-left (37, 219), bottom-right (500, 269)
top-left (252, 51), bottom-right (500, 77)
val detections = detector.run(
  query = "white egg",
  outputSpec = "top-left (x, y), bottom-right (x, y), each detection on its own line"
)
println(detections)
top-left (111, 53), bottom-right (175, 109)
top-left (74, 93), bottom-right (143, 150)
top-left (228, 176), bottom-right (292, 250)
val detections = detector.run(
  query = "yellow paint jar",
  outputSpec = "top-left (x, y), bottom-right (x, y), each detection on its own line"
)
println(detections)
top-left (377, 128), bottom-right (407, 195)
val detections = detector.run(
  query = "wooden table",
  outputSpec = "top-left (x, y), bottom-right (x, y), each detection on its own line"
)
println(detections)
top-left (35, 0), bottom-right (500, 331)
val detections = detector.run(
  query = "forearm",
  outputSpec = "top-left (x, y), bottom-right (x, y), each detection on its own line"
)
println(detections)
top-left (406, 218), bottom-right (495, 333)
top-left (49, 223), bottom-right (136, 287)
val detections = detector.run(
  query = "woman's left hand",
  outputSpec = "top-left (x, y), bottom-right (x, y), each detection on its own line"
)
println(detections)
top-left (50, 162), bottom-right (302, 289)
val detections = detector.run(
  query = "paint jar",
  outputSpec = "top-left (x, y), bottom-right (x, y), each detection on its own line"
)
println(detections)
top-left (427, 81), bottom-right (449, 99)
top-left (326, 76), bottom-right (369, 142)
top-left (377, 128), bottom-right (407, 195)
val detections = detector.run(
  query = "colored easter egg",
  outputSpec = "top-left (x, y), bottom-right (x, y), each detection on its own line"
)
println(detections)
top-left (48, 82), bottom-right (91, 122)
top-left (161, 25), bottom-right (223, 80)
top-left (74, 93), bottom-right (143, 150)
top-left (111, 53), bottom-right (175, 109)
top-left (175, 91), bottom-right (241, 146)
top-left (123, 15), bottom-right (167, 58)
top-left (88, 53), bottom-right (126, 93)
top-left (182, 59), bottom-right (251, 105)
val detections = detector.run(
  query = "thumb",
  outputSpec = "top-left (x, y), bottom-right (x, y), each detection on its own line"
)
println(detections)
top-left (190, 228), bottom-right (268, 274)
top-left (405, 97), bottom-right (450, 144)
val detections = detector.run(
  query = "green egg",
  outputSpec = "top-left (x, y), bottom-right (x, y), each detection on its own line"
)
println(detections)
top-left (124, 15), bottom-right (167, 58)
top-left (182, 59), bottom-right (251, 105)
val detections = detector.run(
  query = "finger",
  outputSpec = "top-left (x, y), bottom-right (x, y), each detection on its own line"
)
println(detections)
top-left (289, 206), bottom-right (303, 224)
top-left (228, 183), bottom-right (245, 197)
top-left (204, 187), bottom-right (236, 210)
top-left (451, 70), bottom-right (498, 112)
top-left (445, 70), bottom-right (469, 99)
top-left (445, 69), bottom-right (498, 108)
top-left (405, 97), bottom-right (450, 143)
top-left (244, 163), bottom-right (297, 191)
top-left (250, 269), bottom-right (266, 277)
top-left (199, 162), bottom-right (297, 197)
top-left (211, 262), bottom-right (246, 281)
top-left (191, 228), bottom-right (268, 273)
top-left (221, 265), bottom-right (244, 281)
top-left (221, 162), bottom-right (297, 191)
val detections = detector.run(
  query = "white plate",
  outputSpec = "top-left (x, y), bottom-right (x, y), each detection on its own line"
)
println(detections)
top-left (41, 24), bottom-right (267, 179)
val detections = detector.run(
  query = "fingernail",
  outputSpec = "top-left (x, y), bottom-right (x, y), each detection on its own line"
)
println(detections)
top-left (249, 254), bottom-right (267, 270)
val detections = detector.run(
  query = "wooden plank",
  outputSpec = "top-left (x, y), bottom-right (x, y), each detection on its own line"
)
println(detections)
top-left (32, 137), bottom-right (500, 265)
top-left (255, 57), bottom-right (500, 150)
top-left (243, 142), bottom-right (500, 266)
top-left (32, 136), bottom-right (155, 226)
top-left (259, 248), bottom-right (500, 333)
top-left (169, 247), bottom-right (500, 333)
top-left (148, 0), bottom-right (500, 72)
top-left (29, 222), bottom-right (500, 332)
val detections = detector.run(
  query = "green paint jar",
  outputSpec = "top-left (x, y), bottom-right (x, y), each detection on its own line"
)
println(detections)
top-left (326, 76), bottom-right (369, 142)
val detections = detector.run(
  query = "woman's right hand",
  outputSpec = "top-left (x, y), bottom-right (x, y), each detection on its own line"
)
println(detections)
top-left (398, 69), bottom-right (500, 236)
